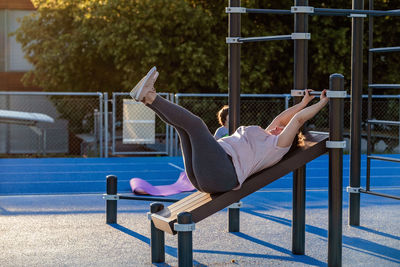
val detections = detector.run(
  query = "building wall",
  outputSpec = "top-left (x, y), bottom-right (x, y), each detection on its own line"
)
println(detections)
top-left (0, 1), bottom-right (69, 155)
top-left (1, 0), bottom-right (37, 91)
top-left (0, 0), bottom-right (35, 10)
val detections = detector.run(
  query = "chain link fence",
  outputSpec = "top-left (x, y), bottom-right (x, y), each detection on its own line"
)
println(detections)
top-left (0, 92), bottom-right (398, 157)
top-left (174, 94), bottom-right (400, 155)
top-left (0, 92), bottom-right (103, 157)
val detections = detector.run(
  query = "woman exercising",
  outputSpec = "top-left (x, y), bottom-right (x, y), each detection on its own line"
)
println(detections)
top-left (131, 67), bottom-right (328, 194)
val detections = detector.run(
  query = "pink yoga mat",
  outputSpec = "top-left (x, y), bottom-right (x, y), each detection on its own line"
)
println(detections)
top-left (130, 172), bottom-right (196, 196)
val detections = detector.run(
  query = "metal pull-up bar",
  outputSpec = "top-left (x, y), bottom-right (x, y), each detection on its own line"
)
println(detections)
top-left (226, 6), bottom-right (400, 17)
top-left (226, 33), bottom-right (310, 43)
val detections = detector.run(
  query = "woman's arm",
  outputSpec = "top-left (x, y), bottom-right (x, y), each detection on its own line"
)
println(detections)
top-left (276, 90), bottom-right (328, 148)
top-left (266, 90), bottom-right (315, 132)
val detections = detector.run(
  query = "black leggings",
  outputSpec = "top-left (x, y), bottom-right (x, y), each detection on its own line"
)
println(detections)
top-left (147, 95), bottom-right (238, 193)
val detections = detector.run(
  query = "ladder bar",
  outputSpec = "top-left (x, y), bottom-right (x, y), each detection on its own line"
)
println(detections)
top-left (367, 119), bottom-right (400, 126)
top-left (359, 189), bottom-right (400, 200)
top-left (368, 84), bottom-right (400, 89)
top-left (369, 46), bottom-right (400, 53)
top-left (367, 155), bottom-right (400, 163)
top-left (239, 35), bottom-right (292, 42)
top-left (314, 8), bottom-right (400, 16)
top-left (119, 195), bottom-right (179, 202)
top-left (246, 8), bottom-right (292, 14)
top-left (239, 7), bottom-right (400, 16)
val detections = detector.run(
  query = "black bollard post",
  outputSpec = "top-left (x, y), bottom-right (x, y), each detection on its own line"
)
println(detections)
top-left (175, 212), bottom-right (194, 267)
top-left (106, 175), bottom-right (117, 224)
top-left (328, 73), bottom-right (345, 267)
top-left (150, 203), bottom-right (165, 263)
top-left (228, 202), bottom-right (242, 232)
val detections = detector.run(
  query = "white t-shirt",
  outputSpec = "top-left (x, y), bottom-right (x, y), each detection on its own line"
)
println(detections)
top-left (217, 126), bottom-right (291, 189)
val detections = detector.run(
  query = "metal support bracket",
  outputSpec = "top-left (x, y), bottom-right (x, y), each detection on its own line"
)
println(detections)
top-left (291, 33), bottom-right (311, 40)
top-left (228, 202), bottom-right (243, 209)
top-left (225, 7), bottom-right (246, 13)
top-left (348, 14), bottom-right (367, 18)
top-left (346, 186), bottom-right (361, 193)
top-left (291, 6), bottom-right (314, 13)
top-left (226, 37), bottom-right (242, 44)
top-left (103, 194), bottom-right (119, 200)
top-left (326, 141), bottom-right (347, 149)
top-left (326, 90), bottom-right (347, 98)
top-left (174, 223), bottom-right (196, 232)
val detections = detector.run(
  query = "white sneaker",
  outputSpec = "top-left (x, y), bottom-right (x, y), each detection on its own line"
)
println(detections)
top-left (130, 66), bottom-right (157, 101)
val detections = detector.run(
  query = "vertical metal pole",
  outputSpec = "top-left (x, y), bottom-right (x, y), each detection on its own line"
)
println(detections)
top-left (349, 0), bottom-right (364, 226)
top-left (150, 203), bottom-right (165, 263)
top-left (366, 0), bottom-right (374, 193)
top-left (228, 0), bottom-right (242, 233)
top-left (5, 94), bottom-right (10, 154)
top-left (292, 0), bottom-right (308, 255)
top-left (328, 74), bottom-right (344, 267)
top-left (177, 212), bottom-right (193, 267)
top-left (111, 93), bottom-right (116, 156)
top-left (285, 95), bottom-right (290, 110)
top-left (174, 94), bottom-right (180, 156)
top-left (99, 94), bottom-right (104, 158)
top-left (106, 175), bottom-right (117, 224)
top-left (104, 92), bottom-right (109, 158)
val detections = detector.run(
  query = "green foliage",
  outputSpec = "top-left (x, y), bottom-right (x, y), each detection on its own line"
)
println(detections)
top-left (13, 0), bottom-right (400, 95)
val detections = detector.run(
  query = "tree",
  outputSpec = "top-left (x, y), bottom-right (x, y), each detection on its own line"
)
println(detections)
top-left (14, 0), bottom-right (400, 95)
top-left (15, 0), bottom-right (224, 93)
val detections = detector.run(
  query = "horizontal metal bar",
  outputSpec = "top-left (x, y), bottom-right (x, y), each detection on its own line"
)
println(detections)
top-left (369, 84), bottom-right (400, 89)
top-left (119, 195), bottom-right (179, 202)
top-left (238, 7), bottom-right (400, 16)
top-left (112, 92), bottom-right (169, 97)
top-left (369, 46), bottom-right (400, 53)
top-left (111, 151), bottom-right (168, 155)
top-left (245, 8), bottom-right (292, 15)
top-left (359, 189), bottom-right (400, 200)
top-left (367, 119), bottom-right (400, 126)
top-left (314, 8), bottom-right (400, 16)
top-left (174, 93), bottom-right (291, 98)
top-left (0, 91), bottom-right (102, 96)
top-left (172, 93), bottom-right (400, 100)
top-left (239, 35), bottom-right (292, 43)
top-left (367, 155), bottom-right (400, 163)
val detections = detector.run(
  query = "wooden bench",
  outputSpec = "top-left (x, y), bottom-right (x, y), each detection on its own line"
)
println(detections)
top-left (151, 132), bottom-right (329, 234)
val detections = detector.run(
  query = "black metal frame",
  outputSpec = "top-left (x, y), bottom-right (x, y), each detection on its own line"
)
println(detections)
top-left (103, 1), bottom-right (400, 266)
top-left (105, 175), bottom-right (178, 224)
top-left (364, 0), bottom-right (400, 203)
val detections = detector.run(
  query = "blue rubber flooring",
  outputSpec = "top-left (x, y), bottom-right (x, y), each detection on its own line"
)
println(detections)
top-left (0, 154), bottom-right (399, 195)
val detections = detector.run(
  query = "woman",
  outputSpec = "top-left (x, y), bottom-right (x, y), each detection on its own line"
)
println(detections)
top-left (214, 105), bottom-right (229, 140)
top-left (131, 67), bottom-right (328, 194)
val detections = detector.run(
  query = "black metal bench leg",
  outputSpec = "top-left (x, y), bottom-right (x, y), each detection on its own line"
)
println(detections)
top-left (150, 202), bottom-right (165, 263)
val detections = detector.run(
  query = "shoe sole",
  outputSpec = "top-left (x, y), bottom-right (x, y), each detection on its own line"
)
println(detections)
top-left (130, 66), bottom-right (157, 101)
